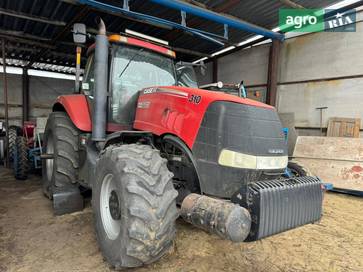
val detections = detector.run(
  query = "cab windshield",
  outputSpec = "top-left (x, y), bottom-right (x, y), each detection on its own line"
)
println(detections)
top-left (110, 45), bottom-right (198, 124)
top-left (112, 46), bottom-right (176, 92)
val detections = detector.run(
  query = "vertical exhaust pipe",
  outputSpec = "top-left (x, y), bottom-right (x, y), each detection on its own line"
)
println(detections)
top-left (92, 18), bottom-right (108, 141)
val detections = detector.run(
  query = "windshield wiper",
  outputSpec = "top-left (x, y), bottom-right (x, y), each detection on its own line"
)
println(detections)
top-left (118, 48), bottom-right (144, 78)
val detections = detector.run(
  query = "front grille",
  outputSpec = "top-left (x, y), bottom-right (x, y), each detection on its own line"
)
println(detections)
top-left (232, 176), bottom-right (323, 241)
top-left (192, 101), bottom-right (287, 198)
top-left (193, 101), bottom-right (287, 159)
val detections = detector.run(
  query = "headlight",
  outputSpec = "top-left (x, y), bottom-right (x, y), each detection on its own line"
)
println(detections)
top-left (218, 149), bottom-right (288, 170)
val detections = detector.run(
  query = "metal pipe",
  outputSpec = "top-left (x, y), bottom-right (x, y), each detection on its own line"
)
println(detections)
top-left (150, 0), bottom-right (284, 41)
top-left (91, 18), bottom-right (108, 142)
top-left (181, 193), bottom-right (251, 242)
top-left (78, 0), bottom-right (225, 46)
top-left (22, 68), bottom-right (29, 125)
top-left (267, 40), bottom-right (281, 106)
top-left (212, 59), bottom-right (218, 82)
top-left (1, 39), bottom-right (9, 167)
top-left (75, 46), bottom-right (82, 93)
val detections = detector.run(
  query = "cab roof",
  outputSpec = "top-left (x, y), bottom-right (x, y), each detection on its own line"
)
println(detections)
top-left (87, 34), bottom-right (176, 58)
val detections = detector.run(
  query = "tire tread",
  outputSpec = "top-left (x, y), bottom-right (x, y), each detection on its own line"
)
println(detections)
top-left (14, 136), bottom-right (29, 180)
top-left (95, 144), bottom-right (178, 268)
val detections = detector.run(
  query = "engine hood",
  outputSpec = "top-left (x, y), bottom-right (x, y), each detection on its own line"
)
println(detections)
top-left (135, 85), bottom-right (277, 149)
top-left (153, 85), bottom-right (275, 110)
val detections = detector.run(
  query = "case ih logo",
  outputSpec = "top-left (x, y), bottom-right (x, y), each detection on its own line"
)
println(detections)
top-left (143, 87), bottom-right (157, 94)
top-left (268, 149), bottom-right (284, 154)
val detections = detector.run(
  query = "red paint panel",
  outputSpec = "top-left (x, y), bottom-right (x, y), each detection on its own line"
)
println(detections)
top-left (134, 86), bottom-right (276, 148)
top-left (55, 95), bottom-right (92, 132)
top-left (54, 96), bottom-right (132, 133)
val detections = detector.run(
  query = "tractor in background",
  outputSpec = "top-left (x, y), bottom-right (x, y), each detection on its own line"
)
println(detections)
top-left (41, 20), bottom-right (323, 269)
top-left (13, 119), bottom-right (45, 180)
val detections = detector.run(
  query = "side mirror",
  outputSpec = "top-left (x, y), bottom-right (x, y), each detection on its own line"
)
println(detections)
top-left (73, 23), bottom-right (87, 44)
top-left (200, 60), bottom-right (207, 76)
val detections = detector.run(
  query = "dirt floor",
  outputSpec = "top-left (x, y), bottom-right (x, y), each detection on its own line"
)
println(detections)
top-left (1, 167), bottom-right (363, 272)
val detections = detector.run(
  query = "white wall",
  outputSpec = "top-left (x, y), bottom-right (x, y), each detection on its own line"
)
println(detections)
top-left (277, 21), bottom-right (363, 128)
top-left (200, 20), bottom-right (363, 129)
top-left (0, 73), bottom-right (74, 126)
top-left (217, 44), bottom-right (270, 86)
top-left (278, 79), bottom-right (363, 128)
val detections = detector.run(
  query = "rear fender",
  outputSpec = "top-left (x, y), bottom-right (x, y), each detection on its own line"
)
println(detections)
top-left (53, 95), bottom-right (92, 132)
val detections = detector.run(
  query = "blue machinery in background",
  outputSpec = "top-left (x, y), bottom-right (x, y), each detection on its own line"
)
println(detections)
top-left (78, 0), bottom-right (284, 47)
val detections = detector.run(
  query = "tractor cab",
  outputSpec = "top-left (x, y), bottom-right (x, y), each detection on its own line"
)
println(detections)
top-left (81, 33), bottom-right (199, 129)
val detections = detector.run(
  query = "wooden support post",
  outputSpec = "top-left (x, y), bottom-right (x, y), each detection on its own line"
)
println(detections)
top-left (22, 68), bottom-right (29, 125)
top-left (266, 40), bottom-right (281, 106)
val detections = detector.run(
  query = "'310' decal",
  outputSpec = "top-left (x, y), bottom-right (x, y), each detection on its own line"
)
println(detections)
top-left (188, 94), bottom-right (202, 104)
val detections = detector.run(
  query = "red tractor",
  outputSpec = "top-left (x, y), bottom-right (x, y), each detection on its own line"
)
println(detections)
top-left (42, 20), bottom-right (323, 269)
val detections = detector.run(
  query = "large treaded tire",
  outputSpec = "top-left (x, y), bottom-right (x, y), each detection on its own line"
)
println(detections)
top-left (14, 136), bottom-right (29, 180)
top-left (8, 125), bottom-right (21, 162)
top-left (42, 112), bottom-right (80, 198)
top-left (288, 160), bottom-right (312, 177)
top-left (93, 144), bottom-right (178, 269)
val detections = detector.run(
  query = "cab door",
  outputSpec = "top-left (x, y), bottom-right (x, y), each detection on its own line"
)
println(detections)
top-left (81, 53), bottom-right (95, 116)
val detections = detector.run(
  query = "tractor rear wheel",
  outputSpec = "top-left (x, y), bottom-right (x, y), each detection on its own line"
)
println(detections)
top-left (93, 144), bottom-right (178, 269)
top-left (8, 125), bottom-right (21, 162)
top-left (42, 112), bottom-right (80, 198)
top-left (13, 136), bottom-right (29, 180)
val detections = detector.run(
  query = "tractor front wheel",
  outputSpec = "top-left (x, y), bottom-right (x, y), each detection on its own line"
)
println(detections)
top-left (287, 161), bottom-right (312, 177)
top-left (93, 144), bottom-right (178, 269)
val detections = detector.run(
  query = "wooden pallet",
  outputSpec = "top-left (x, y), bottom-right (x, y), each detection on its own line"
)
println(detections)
top-left (327, 117), bottom-right (360, 138)
top-left (293, 136), bottom-right (363, 190)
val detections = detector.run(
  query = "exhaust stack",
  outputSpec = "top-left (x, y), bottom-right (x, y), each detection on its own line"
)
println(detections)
top-left (92, 18), bottom-right (108, 141)
top-left (181, 194), bottom-right (251, 242)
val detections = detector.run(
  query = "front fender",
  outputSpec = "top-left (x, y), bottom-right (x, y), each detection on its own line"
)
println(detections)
top-left (53, 95), bottom-right (92, 132)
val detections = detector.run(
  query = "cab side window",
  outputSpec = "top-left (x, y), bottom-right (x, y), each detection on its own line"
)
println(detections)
top-left (82, 54), bottom-right (95, 96)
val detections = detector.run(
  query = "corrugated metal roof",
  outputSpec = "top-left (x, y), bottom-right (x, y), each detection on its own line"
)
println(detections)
top-left (0, 0), bottom-right (340, 73)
